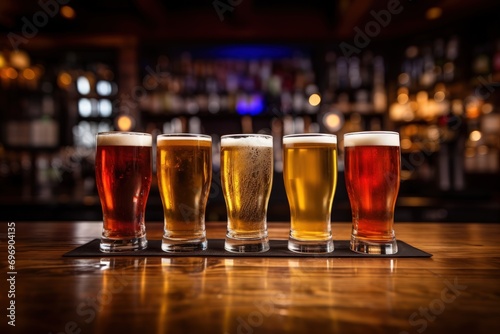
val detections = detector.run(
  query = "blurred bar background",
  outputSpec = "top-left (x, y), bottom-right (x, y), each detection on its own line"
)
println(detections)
top-left (0, 0), bottom-right (499, 222)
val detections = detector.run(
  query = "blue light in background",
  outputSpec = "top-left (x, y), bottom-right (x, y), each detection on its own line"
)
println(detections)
top-left (236, 94), bottom-right (265, 115)
top-left (199, 45), bottom-right (304, 59)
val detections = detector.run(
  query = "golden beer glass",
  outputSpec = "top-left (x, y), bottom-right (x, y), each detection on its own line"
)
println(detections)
top-left (221, 134), bottom-right (273, 253)
top-left (283, 133), bottom-right (337, 253)
top-left (344, 131), bottom-right (401, 254)
top-left (157, 134), bottom-right (212, 252)
top-left (95, 131), bottom-right (152, 252)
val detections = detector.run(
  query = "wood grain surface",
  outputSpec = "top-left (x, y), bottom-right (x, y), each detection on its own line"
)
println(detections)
top-left (1, 221), bottom-right (499, 333)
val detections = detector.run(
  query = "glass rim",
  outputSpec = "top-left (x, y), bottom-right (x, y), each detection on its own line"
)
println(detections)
top-left (96, 131), bottom-right (152, 147)
top-left (283, 133), bottom-right (337, 144)
top-left (220, 133), bottom-right (272, 139)
top-left (344, 131), bottom-right (400, 147)
top-left (344, 131), bottom-right (399, 137)
top-left (157, 133), bottom-right (212, 140)
top-left (96, 131), bottom-right (151, 137)
top-left (220, 133), bottom-right (273, 148)
top-left (283, 133), bottom-right (337, 138)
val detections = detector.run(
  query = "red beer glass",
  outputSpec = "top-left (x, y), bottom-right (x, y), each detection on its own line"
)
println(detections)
top-left (344, 131), bottom-right (400, 254)
top-left (95, 132), bottom-right (152, 252)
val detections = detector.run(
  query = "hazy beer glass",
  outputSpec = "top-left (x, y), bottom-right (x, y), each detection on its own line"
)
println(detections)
top-left (283, 134), bottom-right (337, 253)
top-left (95, 132), bottom-right (152, 252)
top-left (221, 134), bottom-right (273, 253)
top-left (344, 131), bottom-right (401, 254)
top-left (157, 134), bottom-right (212, 252)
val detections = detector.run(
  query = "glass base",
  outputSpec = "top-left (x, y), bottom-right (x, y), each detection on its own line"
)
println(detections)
top-left (224, 235), bottom-right (270, 253)
top-left (162, 237), bottom-right (207, 252)
top-left (350, 236), bottom-right (398, 255)
top-left (288, 237), bottom-right (334, 254)
top-left (100, 236), bottom-right (147, 253)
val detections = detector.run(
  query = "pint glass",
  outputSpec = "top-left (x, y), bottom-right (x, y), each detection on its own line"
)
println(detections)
top-left (157, 134), bottom-right (212, 252)
top-left (221, 134), bottom-right (273, 253)
top-left (344, 131), bottom-right (401, 254)
top-left (283, 133), bottom-right (337, 253)
top-left (95, 132), bottom-right (152, 252)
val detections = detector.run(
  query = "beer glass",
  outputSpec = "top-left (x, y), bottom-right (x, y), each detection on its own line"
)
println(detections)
top-left (344, 131), bottom-right (401, 254)
top-left (95, 131), bottom-right (152, 252)
top-left (221, 134), bottom-right (273, 253)
top-left (157, 134), bottom-right (212, 252)
top-left (283, 133), bottom-right (337, 253)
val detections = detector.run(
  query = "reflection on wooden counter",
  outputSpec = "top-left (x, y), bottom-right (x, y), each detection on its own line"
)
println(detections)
top-left (8, 221), bottom-right (500, 333)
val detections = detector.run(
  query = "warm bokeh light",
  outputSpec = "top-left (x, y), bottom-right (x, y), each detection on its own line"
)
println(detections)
top-left (58, 72), bottom-right (72, 88)
top-left (22, 68), bottom-right (36, 80)
top-left (117, 115), bottom-right (134, 131)
top-left (409, 101), bottom-right (419, 111)
top-left (401, 138), bottom-right (412, 150)
top-left (443, 62), bottom-right (454, 75)
top-left (465, 98), bottom-right (481, 119)
top-left (5, 67), bottom-right (18, 79)
top-left (398, 73), bottom-right (410, 85)
top-left (308, 93), bottom-right (321, 106)
top-left (465, 147), bottom-right (475, 158)
top-left (428, 125), bottom-right (440, 141)
top-left (469, 130), bottom-right (482, 142)
top-left (482, 103), bottom-right (494, 114)
top-left (434, 91), bottom-right (445, 103)
top-left (60, 6), bottom-right (76, 19)
top-left (426, 7), bottom-right (442, 20)
top-left (0, 53), bottom-right (6, 68)
top-left (405, 46), bottom-right (418, 58)
top-left (322, 111), bottom-right (343, 132)
top-left (477, 145), bottom-right (489, 155)
top-left (416, 91), bottom-right (428, 104)
top-left (397, 93), bottom-right (409, 104)
top-left (10, 50), bottom-right (30, 69)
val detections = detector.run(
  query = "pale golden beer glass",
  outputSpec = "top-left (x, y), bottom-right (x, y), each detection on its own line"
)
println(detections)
top-left (157, 134), bottom-right (212, 252)
top-left (344, 131), bottom-right (401, 254)
top-left (95, 132), bottom-right (152, 252)
top-left (221, 134), bottom-right (273, 253)
top-left (283, 133), bottom-right (337, 253)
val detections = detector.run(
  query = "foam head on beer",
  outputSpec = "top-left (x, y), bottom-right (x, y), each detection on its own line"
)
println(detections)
top-left (157, 135), bottom-right (211, 143)
top-left (97, 132), bottom-right (152, 147)
top-left (282, 134), bottom-right (337, 145)
top-left (221, 135), bottom-right (272, 147)
top-left (343, 131), bottom-right (399, 147)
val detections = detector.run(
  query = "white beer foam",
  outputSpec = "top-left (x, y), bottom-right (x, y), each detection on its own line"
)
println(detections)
top-left (97, 133), bottom-right (152, 147)
top-left (283, 134), bottom-right (337, 145)
top-left (157, 135), bottom-right (211, 142)
top-left (221, 136), bottom-right (272, 147)
top-left (344, 132), bottom-right (399, 147)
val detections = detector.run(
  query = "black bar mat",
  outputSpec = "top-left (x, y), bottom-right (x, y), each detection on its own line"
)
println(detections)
top-left (63, 239), bottom-right (432, 258)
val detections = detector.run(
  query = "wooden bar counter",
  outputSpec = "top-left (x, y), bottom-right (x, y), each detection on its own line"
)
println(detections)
top-left (2, 221), bottom-right (500, 333)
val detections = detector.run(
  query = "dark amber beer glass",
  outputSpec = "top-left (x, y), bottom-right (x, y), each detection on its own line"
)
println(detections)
top-left (344, 131), bottom-right (401, 254)
top-left (157, 134), bottom-right (212, 252)
top-left (221, 134), bottom-right (273, 253)
top-left (283, 134), bottom-right (337, 253)
top-left (95, 132), bottom-right (152, 252)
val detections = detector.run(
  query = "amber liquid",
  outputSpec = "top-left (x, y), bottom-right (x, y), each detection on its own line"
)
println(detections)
top-left (157, 139), bottom-right (212, 239)
top-left (95, 145), bottom-right (152, 239)
top-left (283, 142), bottom-right (337, 241)
top-left (344, 145), bottom-right (400, 242)
top-left (221, 145), bottom-right (273, 238)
